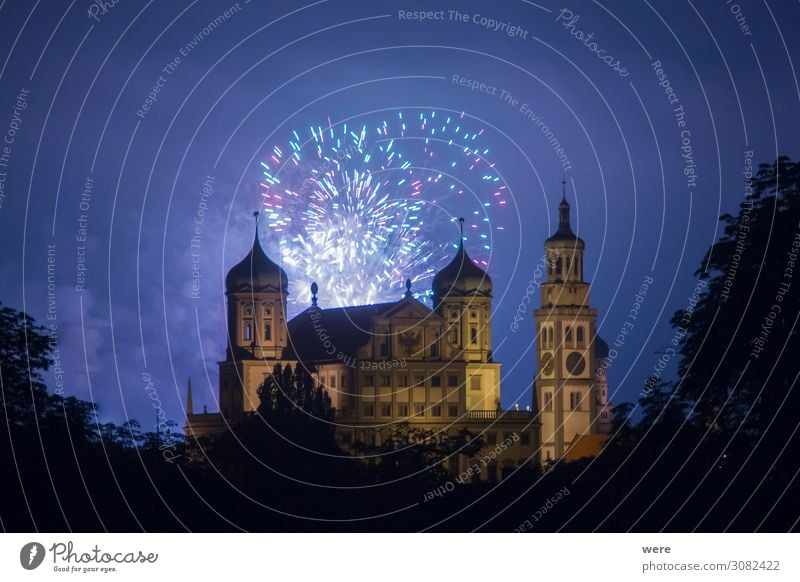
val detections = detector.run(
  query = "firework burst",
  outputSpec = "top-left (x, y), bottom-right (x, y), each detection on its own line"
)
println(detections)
top-left (259, 110), bottom-right (507, 310)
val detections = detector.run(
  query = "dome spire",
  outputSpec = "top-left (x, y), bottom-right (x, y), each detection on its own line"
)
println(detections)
top-left (559, 178), bottom-right (570, 227)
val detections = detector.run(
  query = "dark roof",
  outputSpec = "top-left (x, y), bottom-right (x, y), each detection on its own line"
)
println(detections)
top-left (432, 240), bottom-right (492, 301)
top-left (282, 301), bottom-right (399, 362)
top-left (226, 223), bottom-right (288, 293)
top-left (545, 198), bottom-right (585, 247)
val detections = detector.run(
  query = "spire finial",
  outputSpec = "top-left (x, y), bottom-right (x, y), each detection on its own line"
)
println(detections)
top-left (311, 281), bottom-right (318, 307)
top-left (458, 217), bottom-right (465, 239)
top-left (405, 278), bottom-right (413, 299)
top-left (561, 174), bottom-right (567, 203)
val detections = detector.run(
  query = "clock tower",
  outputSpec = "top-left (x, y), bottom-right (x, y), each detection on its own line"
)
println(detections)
top-left (535, 182), bottom-right (600, 462)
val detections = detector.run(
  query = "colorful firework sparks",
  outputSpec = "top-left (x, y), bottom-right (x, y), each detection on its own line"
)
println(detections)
top-left (259, 110), bottom-right (507, 310)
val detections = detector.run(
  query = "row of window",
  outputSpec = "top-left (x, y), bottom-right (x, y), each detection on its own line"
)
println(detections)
top-left (542, 391), bottom-right (585, 411)
top-left (342, 430), bottom-right (531, 448)
top-left (363, 403), bottom-right (460, 418)
top-left (243, 321), bottom-right (271, 342)
top-left (549, 255), bottom-right (581, 278)
top-left (539, 325), bottom-right (586, 349)
top-left (318, 373), bottom-right (483, 391)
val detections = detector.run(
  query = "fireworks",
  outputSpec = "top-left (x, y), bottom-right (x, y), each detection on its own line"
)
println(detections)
top-left (259, 110), bottom-right (507, 310)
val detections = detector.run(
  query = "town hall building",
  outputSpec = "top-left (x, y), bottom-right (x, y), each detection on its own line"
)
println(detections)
top-left (186, 182), bottom-right (611, 477)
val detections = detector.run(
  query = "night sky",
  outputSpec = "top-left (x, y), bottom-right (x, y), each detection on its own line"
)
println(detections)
top-left (1, 0), bottom-right (798, 429)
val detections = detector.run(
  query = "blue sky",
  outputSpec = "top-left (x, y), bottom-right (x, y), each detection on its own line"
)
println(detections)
top-left (0, 0), bottom-right (798, 428)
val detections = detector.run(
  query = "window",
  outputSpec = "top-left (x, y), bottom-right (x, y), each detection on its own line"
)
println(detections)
top-left (565, 326), bottom-right (573, 344)
top-left (264, 323), bottom-right (271, 341)
top-left (414, 375), bottom-right (425, 387)
top-left (470, 327), bottom-right (478, 344)
top-left (379, 341), bottom-right (388, 357)
top-left (577, 326), bottom-right (584, 346)
top-left (398, 404), bottom-right (409, 417)
top-left (487, 432), bottom-right (497, 445)
top-left (470, 376), bottom-right (481, 391)
top-left (431, 375), bottom-right (441, 387)
top-left (430, 341), bottom-right (439, 357)
top-left (448, 405), bottom-right (459, 417)
top-left (380, 404), bottom-right (392, 417)
top-left (364, 375), bottom-right (374, 387)
top-left (431, 405), bottom-right (442, 417)
top-left (521, 433), bottom-right (530, 445)
top-left (548, 327), bottom-right (553, 347)
top-left (570, 391), bottom-right (581, 410)
top-left (449, 328), bottom-right (458, 344)
top-left (244, 322), bottom-right (252, 341)
top-left (556, 257), bottom-right (562, 275)
top-left (470, 310), bottom-right (477, 319)
top-left (448, 375), bottom-right (459, 387)
top-left (503, 432), bottom-right (513, 442)
top-left (544, 392), bottom-right (553, 411)
top-left (399, 375), bottom-right (408, 387)
top-left (329, 376), bottom-right (336, 388)
top-left (414, 404), bottom-right (425, 417)
top-left (341, 375), bottom-right (348, 388)
top-left (363, 404), bottom-right (375, 417)
top-left (380, 375), bottom-right (391, 386)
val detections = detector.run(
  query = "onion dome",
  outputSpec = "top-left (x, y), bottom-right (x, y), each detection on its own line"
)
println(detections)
top-left (432, 219), bottom-right (492, 303)
top-left (545, 180), bottom-right (584, 249)
top-left (225, 212), bottom-right (288, 293)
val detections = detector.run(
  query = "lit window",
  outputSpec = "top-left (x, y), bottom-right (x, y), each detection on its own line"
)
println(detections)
top-left (244, 322), bottom-right (252, 341)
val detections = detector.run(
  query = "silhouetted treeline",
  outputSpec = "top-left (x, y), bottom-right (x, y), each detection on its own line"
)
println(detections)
top-left (1, 157), bottom-right (798, 532)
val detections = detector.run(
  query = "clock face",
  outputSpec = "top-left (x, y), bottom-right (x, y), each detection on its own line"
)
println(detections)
top-left (566, 352), bottom-right (586, 375)
top-left (540, 352), bottom-right (554, 376)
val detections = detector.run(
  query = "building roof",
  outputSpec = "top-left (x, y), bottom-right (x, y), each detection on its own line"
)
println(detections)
top-left (225, 214), bottom-right (289, 293)
top-left (432, 239), bottom-right (492, 302)
top-left (283, 301), bottom-right (400, 362)
top-left (545, 189), bottom-right (585, 248)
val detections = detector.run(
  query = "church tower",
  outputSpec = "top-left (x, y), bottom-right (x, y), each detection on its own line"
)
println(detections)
top-left (535, 182), bottom-right (598, 462)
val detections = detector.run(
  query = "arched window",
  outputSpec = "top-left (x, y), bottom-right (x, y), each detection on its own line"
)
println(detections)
top-left (470, 327), bottom-right (478, 344)
top-left (576, 326), bottom-right (584, 346)
top-left (556, 257), bottom-right (562, 275)
top-left (548, 327), bottom-right (553, 347)
top-left (264, 323), bottom-right (272, 341)
top-left (244, 323), bottom-right (252, 341)
top-left (565, 257), bottom-right (571, 275)
top-left (565, 326), bottom-right (573, 344)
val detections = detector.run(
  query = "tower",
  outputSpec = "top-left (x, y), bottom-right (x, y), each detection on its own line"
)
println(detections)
top-left (432, 218), bottom-right (493, 363)
top-left (535, 182), bottom-right (598, 462)
top-left (221, 211), bottom-right (289, 417)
